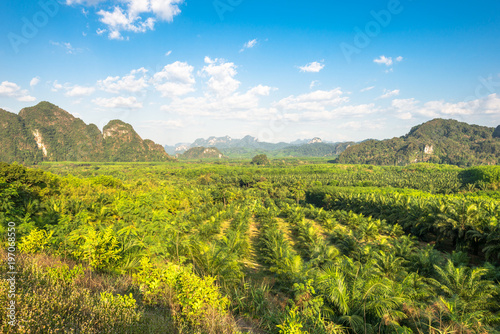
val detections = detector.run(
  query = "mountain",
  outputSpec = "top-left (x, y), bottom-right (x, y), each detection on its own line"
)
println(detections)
top-left (180, 147), bottom-right (225, 159)
top-left (0, 108), bottom-right (43, 165)
top-left (335, 119), bottom-right (500, 166)
top-left (0, 101), bottom-right (171, 164)
top-left (165, 135), bottom-right (351, 158)
top-left (102, 120), bottom-right (170, 162)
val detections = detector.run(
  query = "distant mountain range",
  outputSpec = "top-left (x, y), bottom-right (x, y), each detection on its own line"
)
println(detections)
top-left (335, 119), bottom-right (500, 166)
top-left (0, 101), bottom-right (171, 164)
top-left (1, 102), bottom-right (498, 166)
top-left (166, 135), bottom-right (355, 158)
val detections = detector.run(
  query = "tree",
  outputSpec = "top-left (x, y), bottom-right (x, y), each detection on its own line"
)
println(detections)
top-left (251, 154), bottom-right (270, 166)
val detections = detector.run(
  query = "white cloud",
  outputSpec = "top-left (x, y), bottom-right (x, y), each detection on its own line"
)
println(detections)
top-left (95, 0), bottom-right (183, 40)
top-left (96, 28), bottom-right (106, 35)
top-left (373, 55), bottom-right (393, 66)
top-left (338, 120), bottom-right (384, 130)
top-left (360, 86), bottom-right (375, 92)
top-left (66, 0), bottom-right (105, 5)
top-left (310, 80), bottom-right (320, 89)
top-left (98, 68), bottom-right (149, 94)
top-left (50, 41), bottom-right (82, 54)
top-left (275, 88), bottom-right (349, 112)
top-left (30, 77), bottom-right (40, 87)
top-left (160, 84), bottom-right (275, 120)
top-left (390, 94), bottom-right (500, 118)
top-left (141, 120), bottom-right (184, 128)
top-left (299, 61), bottom-right (325, 73)
top-left (396, 56), bottom-right (403, 62)
top-left (165, 50), bottom-right (172, 56)
top-left (378, 89), bottom-right (400, 99)
top-left (51, 80), bottom-right (63, 92)
top-left (240, 39), bottom-right (257, 52)
top-left (153, 61), bottom-right (196, 98)
top-left (200, 57), bottom-right (240, 97)
top-left (92, 96), bottom-right (143, 109)
top-left (392, 98), bottom-right (418, 111)
top-left (284, 104), bottom-right (378, 122)
top-left (0, 81), bottom-right (36, 102)
top-left (65, 85), bottom-right (96, 97)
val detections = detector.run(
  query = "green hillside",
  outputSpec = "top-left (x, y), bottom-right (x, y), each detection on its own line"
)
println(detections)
top-left (336, 119), bottom-right (500, 166)
top-left (0, 102), bottom-right (171, 164)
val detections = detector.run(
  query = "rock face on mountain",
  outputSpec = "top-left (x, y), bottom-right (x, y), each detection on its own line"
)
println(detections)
top-left (0, 102), bottom-right (171, 164)
top-left (180, 147), bottom-right (225, 159)
top-left (335, 119), bottom-right (500, 166)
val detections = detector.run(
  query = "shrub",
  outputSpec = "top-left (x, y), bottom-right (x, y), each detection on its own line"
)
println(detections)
top-left (18, 228), bottom-right (54, 254)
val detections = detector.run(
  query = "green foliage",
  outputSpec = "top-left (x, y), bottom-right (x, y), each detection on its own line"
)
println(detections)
top-left (0, 102), bottom-right (171, 164)
top-left (1, 161), bottom-right (500, 333)
top-left (70, 227), bottom-right (122, 271)
top-left (18, 227), bottom-right (54, 254)
top-left (251, 154), bottom-right (270, 165)
top-left (276, 307), bottom-right (308, 334)
top-left (336, 118), bottom-right (499, 166)
top-left (134, 257), bottom-right (234, 332)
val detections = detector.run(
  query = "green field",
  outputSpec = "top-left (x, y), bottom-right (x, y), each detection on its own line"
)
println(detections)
top-left (1, 160), bottom-right (499, 333)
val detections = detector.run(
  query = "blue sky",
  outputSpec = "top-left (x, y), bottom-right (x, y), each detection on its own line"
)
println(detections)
top-left (1, 0), bottom-right (500, 145)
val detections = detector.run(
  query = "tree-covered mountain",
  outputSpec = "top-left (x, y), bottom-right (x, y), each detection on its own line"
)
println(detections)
top-left (0, 101), bottom-right (171, 164)
top-left (335, 119), bottom-right (500, 166)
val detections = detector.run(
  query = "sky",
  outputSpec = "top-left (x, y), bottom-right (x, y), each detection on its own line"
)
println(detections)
top-left (1, 0), bottom-right (500, 146)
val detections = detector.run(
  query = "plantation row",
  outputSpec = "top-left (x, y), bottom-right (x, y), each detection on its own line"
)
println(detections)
top-left (0, 161), bottom-right (499, 333)
top-left (305, 187), bottom-right (500, 261)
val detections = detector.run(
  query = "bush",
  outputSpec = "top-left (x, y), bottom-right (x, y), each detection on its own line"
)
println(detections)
top-left (19, 228), bottom-right (54, 254)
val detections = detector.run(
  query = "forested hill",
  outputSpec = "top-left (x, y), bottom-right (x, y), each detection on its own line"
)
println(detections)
top-left (0, 101), bottom-right (171, 164)
top-left (335, 119), bottom-right (500, 166)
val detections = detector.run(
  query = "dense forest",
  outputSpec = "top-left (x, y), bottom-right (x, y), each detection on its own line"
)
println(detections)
top-left (1, 160), bottom-right (499, 333)
top-left (336, 119), bottom-right (500, 166)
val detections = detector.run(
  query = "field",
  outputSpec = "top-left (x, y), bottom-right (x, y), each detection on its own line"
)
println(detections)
top-left (1, 160), bottom-right (499, 333)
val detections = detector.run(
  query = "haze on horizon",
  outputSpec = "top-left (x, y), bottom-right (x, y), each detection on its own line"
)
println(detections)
top-left (1, 0), bottom-right (499, 146)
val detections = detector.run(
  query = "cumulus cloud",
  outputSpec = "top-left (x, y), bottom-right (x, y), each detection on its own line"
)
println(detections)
top-left (160, 83), bottom-right (275, 120)
top-left (274, 88), bottom-right (349, 112)
top-left (240, 39), bottom-right (257, 52)
top-left (374, 55), bottom-right (403, 66)
top-left (65, 85), bottom-right (96, 97)
top-left (390, 94), bottom-right (500, 118)
top-left (98, 68), bottom-right (149, 94)
top-left (299, 61), bottom-right (325, 73)
top-left (30, 77), bottom-right (41, 87)
top-left (153, 61), bottom-right (196, 98)
top-left (94, 0), bottom-right (183, 40)
top-left (378, 89), bottom-right (400, 99)
top-left (0, 81), bottom-right (36, 102)
top-left (200, 57), bottom-right (240, 97)
top-left (374, 55), bottom-right (393, 66)
top-left (92, 96), bottom-right (143, 109)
